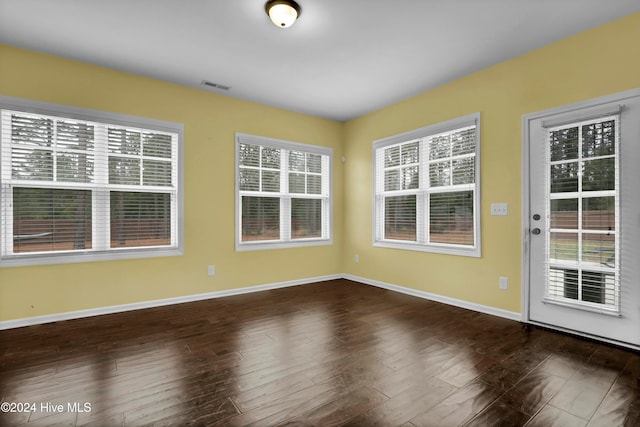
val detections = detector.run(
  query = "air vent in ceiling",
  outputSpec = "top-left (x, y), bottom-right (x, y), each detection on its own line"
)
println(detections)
top-left (201, 80), bottom-right (231, 91)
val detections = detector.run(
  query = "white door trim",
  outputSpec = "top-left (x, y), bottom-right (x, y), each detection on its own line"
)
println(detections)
top-left (521, 88), bottom-right (640, 350)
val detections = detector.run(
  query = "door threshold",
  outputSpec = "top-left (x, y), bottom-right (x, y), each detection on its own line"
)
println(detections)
top-left (526, 319), bottom-right (640, 352)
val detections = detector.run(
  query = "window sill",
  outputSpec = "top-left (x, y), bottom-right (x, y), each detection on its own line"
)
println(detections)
top-left (0, 247), bottom-right (183, 268)
top-left (373, 240), bottom-right (481, 258)
top-left (236, 238), bottom-right (332, 252)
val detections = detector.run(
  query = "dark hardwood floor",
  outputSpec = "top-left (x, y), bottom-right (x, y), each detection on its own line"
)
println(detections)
top-left (1, 279), bottom-right (639, 426)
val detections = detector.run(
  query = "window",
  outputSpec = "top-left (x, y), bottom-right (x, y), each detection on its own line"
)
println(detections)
top-left (0, 96), bottom-right (183, 267)
top-left (236, 133), bottom-right (332, 250)
top-left (373, 113), bottom-right (480, 257)
top-left (545, 114), bottom-right (620, 311)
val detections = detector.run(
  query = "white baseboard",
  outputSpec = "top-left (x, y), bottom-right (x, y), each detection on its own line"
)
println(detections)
top-left (343, 274), bottom-right (522, 322)
top-left (0, 273), bottom-right (522, 330)
top-left (0, 274), bottom-right (342, 330)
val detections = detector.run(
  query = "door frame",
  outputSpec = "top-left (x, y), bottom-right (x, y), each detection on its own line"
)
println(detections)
top-left (521, 88), bottom-right (640, 350)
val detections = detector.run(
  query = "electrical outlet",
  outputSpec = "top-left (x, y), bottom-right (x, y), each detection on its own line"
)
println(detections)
top-left (491, 203), bottom-right (508, 216)
top-left (499, 277), bottom-right (508, 290)
top-left (354, 254), bottom-right (359, 264)
top-left (208, 265), bottom-right (215, 276)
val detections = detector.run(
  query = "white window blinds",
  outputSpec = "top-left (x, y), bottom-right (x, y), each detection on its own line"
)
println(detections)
top-left (236, 133), bottom-right (332, 251)
top-left (0, 97), bottom-right (183, 266)
top-left (373, 113), bottom-right (480, 257)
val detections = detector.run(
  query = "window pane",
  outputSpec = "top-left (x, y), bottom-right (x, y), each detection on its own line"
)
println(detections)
top-left (109, 157), bottom-right (140, 185)
top-left (241, 196), bottom-right (280, 241)
top-left (384, 195), bottom-right (416, 241)
top-left (239, 143), bottom-right (260, 167)
top-left (108, 128), bottom-right (141, 155)
top-left (261, 170), bottom-right (280, 192)
top-left (142, 132), bottom-right (172, 158)
top-left (11, 114), bottom-right (53, 147)
top-left (582, 120), bottom-right (615, 158)
top-left (549, 232), bottom-right (578, 263)
top-left (292, 198), bottom-right (322, 239)
top-left (550, 162), bottom-right (578, 193)
top-left (57, 152), bottom-right (94, 183)
top-left (307, 175), bottom-right (321, 194)
top-left (56, 120), bottom-right (94, 150)
top-left (582, 233), bottom-right (615, 267)
top-left (550, 199), bottom-right (577, 229)
top-left (583, 197), bottom-right (615, 231)
top-left (402, 166), bottom-right (419, 190)
top-left (452, 157), bottom-right (474, 185)
top-left (384, 169), bottom-right (400, 191)
top-left (429, 191), bottom-right (473, 245)
top-left (12, 147), bottom-right (53, 180)
top-left (110, 192), bottom-right (171, 248)
top-left (12, 187), bottom-right (92, 253)
top-left (289, 150), bottom-right (305, 172)
top-left (550, 127), bottom-right (579, 161)
top-left (548, 268), bottom-right (567, 299)
top-left (307, 154), bottom-right (322, 173)
top-left (451, 127), bottom-right (475, 156)
top-left (429, 161), bottom-right (450, 187)
top-left (289, 173), bottom-right (305, 193)
top-left (582, 158), bottom-right (614, 191)
top-left (143, 160), bottom-right (172, 187)
top-left (429, 135), bottom-right (450, 160)
top-left (261, 147), bottom-right (280, 169)
top-left (384, 146), bottom-right (400, 167)
top-left (558, 269), bottom-right (579, 300)
top-left (401, 142), bottom-right (419, 165)
top-left (582, 271), bottom-right (609, 304)
top-left (239, 169), bottom-right (259, 191)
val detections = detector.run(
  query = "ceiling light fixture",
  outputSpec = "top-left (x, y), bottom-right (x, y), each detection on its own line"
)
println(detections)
top-left (265, 0), bottom-right (301, 28)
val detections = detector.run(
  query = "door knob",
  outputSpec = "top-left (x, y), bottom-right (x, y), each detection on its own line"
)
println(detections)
top-left (531, 228), bottom-right (541, 235)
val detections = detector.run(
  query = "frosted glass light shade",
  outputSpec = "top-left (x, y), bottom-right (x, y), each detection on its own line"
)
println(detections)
top-left (265, 0), bottom-right (301, 28)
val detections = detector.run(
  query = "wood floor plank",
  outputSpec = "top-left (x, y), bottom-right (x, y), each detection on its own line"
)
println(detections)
top-left (232, 372), bottom-right (315, 412)
top-left (526, 405), bottom-right (588, 427)
top-left (410, 380), bottom-right (500, 426)
top-left (497, 370), bottom-right (567, 416)
top-left (292, 385), bottom-right (388, 427)
top-left (344, 377), bottom-right (456, 426)
top-left (465, 400), bottom-right (530, 427)
top-left (547, 363), bottom-right (618, 419)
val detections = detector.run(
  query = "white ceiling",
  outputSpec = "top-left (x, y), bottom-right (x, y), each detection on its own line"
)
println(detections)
top-left (1, 1), bottom-right (638, 121)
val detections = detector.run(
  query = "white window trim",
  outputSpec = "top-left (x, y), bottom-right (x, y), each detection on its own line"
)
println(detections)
top-left (372, 113), bottom-right (481, 257)
top-left (235, 133), bottom-right (333, 251)
top-left (0, 96), bottom-right (184, 267)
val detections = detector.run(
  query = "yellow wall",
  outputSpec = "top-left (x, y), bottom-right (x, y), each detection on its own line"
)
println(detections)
top-left (0, 45), bottom-right (345, 322)
top-left (1, 12), bottom-right (638, 323)
top-left (343, 12), bottom-right (640, 313)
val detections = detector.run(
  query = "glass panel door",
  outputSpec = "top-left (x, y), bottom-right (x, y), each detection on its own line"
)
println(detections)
top-left (525, 90), bottom-right (640, 349)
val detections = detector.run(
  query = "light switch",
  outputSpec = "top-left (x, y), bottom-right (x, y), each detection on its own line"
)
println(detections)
top-left (491, 203), bottom-right (508, 216)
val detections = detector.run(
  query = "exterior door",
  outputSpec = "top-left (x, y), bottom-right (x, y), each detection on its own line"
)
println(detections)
top-left (524, 89), bottom-right (640, 349)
